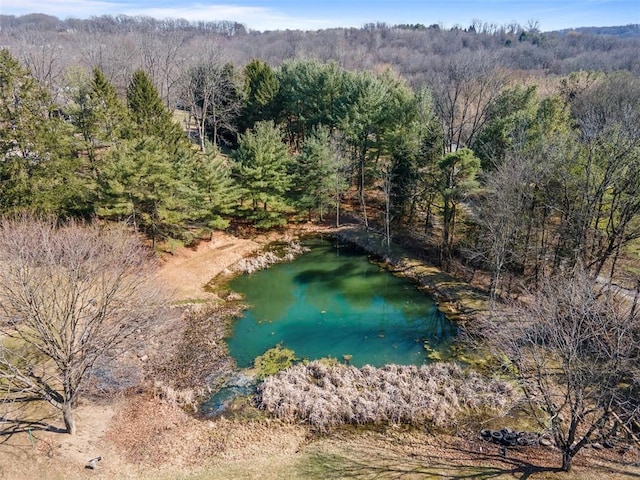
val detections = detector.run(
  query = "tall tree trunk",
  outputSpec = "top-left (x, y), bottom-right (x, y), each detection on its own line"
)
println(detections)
top-left (630, 278), bottom-right (640, 321)
top-left (561, 451), bottom-right (573, 472)
top-left (63, 403), bottom-right (76, 435)
top-left (335, 191), bottom-right (340, 227)
top-left (358, 141), bottom-right (369, 229)
top-left (359, 165), bottom-right (368, 229)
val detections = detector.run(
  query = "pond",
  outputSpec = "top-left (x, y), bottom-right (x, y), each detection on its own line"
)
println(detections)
top-left (225, 237), bottom-right (457, 369)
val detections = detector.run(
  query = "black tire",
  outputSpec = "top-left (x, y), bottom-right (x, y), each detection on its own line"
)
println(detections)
top-left (491, 430), bottom-right (503, 443)
top-left (502, 432), bottom-right (517, 446)
top-left (480, 428), bottom-right (492, 439)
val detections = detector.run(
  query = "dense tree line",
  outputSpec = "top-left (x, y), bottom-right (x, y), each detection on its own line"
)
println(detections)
top-left (1, 14), bottom-right (639, 107)
top-left (1, 44), bottom-right (639, 289)
top-left (0, 13), bottom-right (246, 35)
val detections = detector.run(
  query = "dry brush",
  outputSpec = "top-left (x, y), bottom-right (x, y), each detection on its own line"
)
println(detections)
top-left (258, 361), bottom-right (518, 432)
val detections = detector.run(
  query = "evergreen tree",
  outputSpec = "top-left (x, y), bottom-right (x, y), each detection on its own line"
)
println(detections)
top-left (90, 67), bottom-right (129, 141)
top-left (241, 59), bottom-right (278, 131)
top-left (438, 148), bottom-right (481, 256)
top-left (339, 69), bottom-right (415, 228)
top-left (0, 48), bottom-right (85, 217)
top-left (98, 137), bottom-right (193, 245)
top-left (389, 85), bottom-right (442, 226)
top-left (185, 148), bottom-right (240, 231)
top-left (233, 121), bottom-right (291, 227)
top-left (125, 69), bottom-right (186, 151)
top-left (473, 85), bottom-right (539, 168)
top-left (289, 126), bottom-right (335, 221)
top-left (67, 67), bottom-right (128, 191)
top-left (274, 60), bottom-right (346, 149)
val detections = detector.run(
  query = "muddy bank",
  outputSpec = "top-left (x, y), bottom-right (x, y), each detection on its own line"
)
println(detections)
top-left (334, 227), bottom-right (490, 324)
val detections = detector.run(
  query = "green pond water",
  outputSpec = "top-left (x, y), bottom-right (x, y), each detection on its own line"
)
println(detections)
top-left (226, 237), bottom-right (457, 369)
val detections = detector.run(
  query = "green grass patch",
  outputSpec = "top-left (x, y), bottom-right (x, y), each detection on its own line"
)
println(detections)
top-left (253, 344), bottom-right (298, 380)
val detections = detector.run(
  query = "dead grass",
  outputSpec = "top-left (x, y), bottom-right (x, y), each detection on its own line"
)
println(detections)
top-left (233, 240), bottom-right (309, 274)
top-left (296, 428), bottom-right (640, 480)
top-left (4, 395), bottom-right (639, 480)
top-left (259, 362), bottom-right (519, 432)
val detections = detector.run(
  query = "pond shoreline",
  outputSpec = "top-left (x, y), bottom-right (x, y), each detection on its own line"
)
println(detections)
top-left (157, 221), bottom-right (489, 326)
top-left (170, 224), bottom-right (490, 415)
top-left (224, 234), bottom-right (456, 369)
top-left (332, 227), bottom-right (490, 325)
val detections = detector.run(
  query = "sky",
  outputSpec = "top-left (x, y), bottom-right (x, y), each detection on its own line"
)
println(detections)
top-left (1, 0), bottom-right (638, 32)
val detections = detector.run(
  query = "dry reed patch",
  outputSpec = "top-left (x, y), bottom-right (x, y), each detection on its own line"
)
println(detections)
top-left (233, 241), bottom-right (309, 274)
top-left (259, 362), bottom-right (518, 432)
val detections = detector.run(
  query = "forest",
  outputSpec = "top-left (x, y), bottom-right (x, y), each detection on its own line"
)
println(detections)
top-left (1, 13), bottom-right (640, 475)
top-left (1, 14), bottom-right (639, 292)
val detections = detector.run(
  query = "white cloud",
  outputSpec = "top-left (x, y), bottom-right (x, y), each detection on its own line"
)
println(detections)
top-left (126, 4), bottom-right (335, 31)
top-left (0, 0), bottom-right (347, 31)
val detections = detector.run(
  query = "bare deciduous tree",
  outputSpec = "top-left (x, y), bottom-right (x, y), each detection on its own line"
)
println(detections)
top-left (473, 151), bottom-right (536, 299)
top-left (481, 268), bottom-right (640, 471)
top-left (181, 51), bottom-right (242, 152)
top-left (16, 31), bottom-right (65, 102)
top-left (0, 218), bottom-right (164, 434)
top-left (428, 51), bottom-right (507, 155)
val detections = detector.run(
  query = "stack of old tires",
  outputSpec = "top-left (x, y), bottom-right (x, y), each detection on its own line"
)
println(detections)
top-left (479, 428), bottom-right (552, 447)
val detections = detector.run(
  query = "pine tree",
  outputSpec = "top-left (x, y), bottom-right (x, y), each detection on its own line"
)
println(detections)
top-left (233, 121), bottom-right (291, 227)
top-left (273, 60), bottom-right (346, 149)
top-left (98, 137), bottom-right (192, 245)
top-left (0, 48), bottom-right (85, 217)
top-left (288, 126), bottom-right (335, 221)
top-left (184, 149), bottom-right (240, 231)
top-left (68, 67), bottom-right (128, 185)
top-left (438, 148), bottom-right (481, 255)
top-left (241, 59), bottom-right (278, 131)
top-left (90, 67), bottom-right (128, 141)
top-left (125, 69), bottom-right (186, 152)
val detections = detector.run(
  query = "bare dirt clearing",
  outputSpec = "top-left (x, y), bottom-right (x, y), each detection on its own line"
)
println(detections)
top-left (155, 231), bottom-right (261, 302)
top-left (2, 227), bottom-right (640, 479)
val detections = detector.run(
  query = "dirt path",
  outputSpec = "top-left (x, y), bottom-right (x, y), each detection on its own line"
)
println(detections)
top-left (155, 231), bottom-right (261, 302)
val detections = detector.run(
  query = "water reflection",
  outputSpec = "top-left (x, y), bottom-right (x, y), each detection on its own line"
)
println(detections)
top-left (226, 238), bottom-right (457, 368)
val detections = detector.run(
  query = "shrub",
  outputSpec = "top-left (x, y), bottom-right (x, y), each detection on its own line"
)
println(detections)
top-left (253, 344), bottom-right (298, 379)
